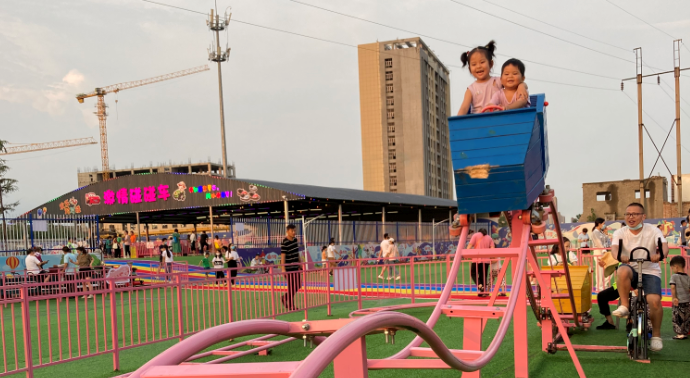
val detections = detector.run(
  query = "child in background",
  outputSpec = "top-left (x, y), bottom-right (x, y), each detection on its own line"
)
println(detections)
top-left (457, 41), bottom-right (528, 115)
top-left (670, 256), bottom-right (690, 339)
top-left (199, 251), bottom-right (211, 278)
top-left (490, 59), bottom-right (530, 110)
top-left (214, 235), bottom-right (222, 252)
top-left (320, 246), bottom-right (328, 269)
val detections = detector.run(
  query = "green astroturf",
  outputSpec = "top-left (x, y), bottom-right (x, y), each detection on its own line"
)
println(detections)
top-left (8, 298), bottom-right (690, 378)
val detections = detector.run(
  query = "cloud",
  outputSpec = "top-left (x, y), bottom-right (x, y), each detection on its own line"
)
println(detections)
top-left (62, 69), bottom-right (85, 87)
top-left (0, 69), bottom-right (86, 116)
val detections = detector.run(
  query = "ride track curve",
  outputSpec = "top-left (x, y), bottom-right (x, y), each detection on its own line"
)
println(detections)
top-left (127, 210), bottom-right (551, 378)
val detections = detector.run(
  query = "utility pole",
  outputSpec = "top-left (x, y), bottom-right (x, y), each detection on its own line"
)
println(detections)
top-left (635, 48), bottom-right (646, 210)
top-left (208, 8), bottom-right (232, 178)
top-left (674, 39), bottom-right (683, 216)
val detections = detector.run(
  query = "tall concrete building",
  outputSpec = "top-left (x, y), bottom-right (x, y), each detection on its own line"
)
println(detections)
top-left (358, 37), bottom-right (453, 199)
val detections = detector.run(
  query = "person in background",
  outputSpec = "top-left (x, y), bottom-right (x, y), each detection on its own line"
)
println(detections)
top-left (225, 245), bottom-right (240, 285)
top-left (123, 232), bottom-right (131, 259)
top-left (489, 233), bottom-right (506, 296)
top-left (199, 231), bottom-right (209, 253)
top-left (591, 218), bottom-right (610, 290)
top-left (104, 236), bottom-right (112, 258)
top-left (548, 237), bottom-right (578, 266)
top-left (578, 228), bottom-right (590, 254)
top-left (172, 229), bottom-right (182, 256)
top-left (76, 247), bottom-right (95, 298)
top-left (25, 248), bottom-right (49, 284)
top-left (198, 251), bottom-right (211, 278)
top-left (213, 235), bottom-right (222, 252)
top-left (320, 246), bottom-right (328, 268)
top-left (189, 231), bottom-right (197, 255)
top-left (250, 254), bottom-right (263, 273)
top-left (67, 238), bottom-right (78, 252)
top-left (681, 220), bottom-right (688, 247)
top-left (129, 231), bottom-right (137, 258)
top-left (280, 224), bottom-right (301, 311)
top-left (114, 234), bottom-right (122, 259)
top-left (596, 255), bottom-right (620, 330)
top-left (377, 233), bottom-right (390, 280)
top-left (385, 238), bottom-right (401, 281)
top-left (467, 229), bottom-right (494, 297)
top-left (670, 256), bottom-right (690, 340)
top-left (212, 249), bottom-right (226, 284)
top-left (326, 238), bottom-right (337, 276)
top-left (60, 246), bottom-right (78, 293)
top-left (159, 244), bottom-right (173, 281)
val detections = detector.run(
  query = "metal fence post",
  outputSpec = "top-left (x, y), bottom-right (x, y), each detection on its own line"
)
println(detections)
top-left (356, 259), bottom-right (362, 310)
top-left (326, 266), bottom-right (332, 316)
top-left (302, 263), bottom-right (308, 320)
top-left (29, 214), bottom-right (34, 249)
top-left (396, 222), bottom-right (399, 242)
top-left (226, 270), bottom-right (233, 322)
top-left (229, 217), bottom-right (234, 246)
top-left (352, 221), bottom-right (356, 245)
top-left (269, 267), bottom-right (276, 319)
top-left (176, 275), bottom-right (185, 340)
top-left (327, 221), bottom-right (331, 242)
top-left (410, 257), bottom-right (416, 304)
top-left (20, 287), bottom-right (34, 378)
top-left (267, 219), bottom-right (271, 247)
top-left (375, 221), bottom-right (378, 243)
top-left (108, 280), bottom-right (120, 371)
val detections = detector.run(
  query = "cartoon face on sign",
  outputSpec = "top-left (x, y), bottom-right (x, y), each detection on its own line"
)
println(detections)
top-left (59, 198), bottom-right (81, 214)
top-left (237, 185), bottom-right (261, 203)
top-left (173, 182), bottom-right (187, 202)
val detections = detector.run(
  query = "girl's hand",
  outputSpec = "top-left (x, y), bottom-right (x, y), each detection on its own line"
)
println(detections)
top-left (673, 298), bottom-right (679, 306)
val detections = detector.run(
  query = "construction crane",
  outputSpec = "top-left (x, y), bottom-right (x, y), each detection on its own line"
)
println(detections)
top-left (0, 137), bottom-right (97, 155)
top-left (76, 65), bottom-right (211, 180)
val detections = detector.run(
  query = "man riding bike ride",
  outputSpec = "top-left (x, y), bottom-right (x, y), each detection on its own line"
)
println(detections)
top-left (611, 202), bottom-right (668, 351)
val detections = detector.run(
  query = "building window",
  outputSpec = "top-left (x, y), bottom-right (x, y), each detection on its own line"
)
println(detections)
top-left (385, 58), bottom-right (392, 68)
top-left (596, 192), bottom-right (612, 202)
top-left (390, 189), bottom-right (397, 192)
top-left (634, 190), bottom-right (651, 199)
top-left (388, 137), bottom-right (396, 147)
top-left (386, 97), bottom-right (394, 106)
top-left (385, 72), bottom-right (393, 81)
top-left (387, 111), bottom-right (394, 119)
top-left (386, 85), bottom-right (393, 93)
top-left (387, 124), bottom-right (395, 133)
top-left (388, 150), bottom-right (396, 160)
top-left (389, 163), bottom-right (397, 173)
top-left (390, 177), bottom-right (397, 187)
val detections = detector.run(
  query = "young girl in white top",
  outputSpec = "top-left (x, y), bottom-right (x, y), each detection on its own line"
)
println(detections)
top-left (457, 41), bottom-right (528, 115)
top-left (224, 245), bottom-right (240, 285)
top-left (160, 245), bottom-right (174, 279)
top-left (212, 251), bottom-right (226, 281)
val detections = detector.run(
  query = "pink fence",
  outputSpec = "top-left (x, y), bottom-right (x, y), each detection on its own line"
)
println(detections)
top-left (2, 248), bottom-right (688, 377)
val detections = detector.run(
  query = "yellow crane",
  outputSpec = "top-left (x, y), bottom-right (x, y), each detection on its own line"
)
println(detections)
top-left (0, 137), bottom-right (97, 155)
top-left (76, 65), bottom-right (211, 180)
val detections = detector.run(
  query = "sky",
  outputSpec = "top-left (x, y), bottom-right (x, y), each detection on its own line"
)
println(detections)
top-left (1, 0), bottom-right (689, 220)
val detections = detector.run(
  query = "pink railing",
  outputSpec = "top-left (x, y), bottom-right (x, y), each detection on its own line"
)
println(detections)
top-left (2, 247), bottom-right (688, 377)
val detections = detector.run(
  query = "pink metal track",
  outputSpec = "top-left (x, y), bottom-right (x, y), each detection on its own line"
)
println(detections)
top-left (129, 203), bottom-right (586, 377)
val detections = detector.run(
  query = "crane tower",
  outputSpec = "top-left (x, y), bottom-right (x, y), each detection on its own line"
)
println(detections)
top-left (76, 65), bottom-right (210, 180)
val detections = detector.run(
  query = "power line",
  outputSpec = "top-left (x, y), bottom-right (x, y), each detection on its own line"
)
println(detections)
top-left (528, 78), bottom-right (618, 91)
top-left (141, 0), bottom-right (206, 15)
top-left (284, 0), bottom-right (621, 81)
top-left (141, 0), bottom-right (620, 91)
top-left (448, 0), bottom-right (634, 64)
top-left (621, 90), bottom-right (690, 154)
top-left (604, 0), bottom-right (676, 39)
top-left (481, 0), bottom-right (630, 53)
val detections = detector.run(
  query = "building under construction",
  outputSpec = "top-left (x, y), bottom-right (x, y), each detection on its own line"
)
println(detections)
top-left (77, 161), bottom-right (236, 188)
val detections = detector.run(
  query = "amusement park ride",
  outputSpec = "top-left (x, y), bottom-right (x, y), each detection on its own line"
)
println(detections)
top-left (126, 95), bottom-right (616, 377)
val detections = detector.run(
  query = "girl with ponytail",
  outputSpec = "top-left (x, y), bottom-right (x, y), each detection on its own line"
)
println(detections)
top-left (457, 41), bottom-right (528, 115)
